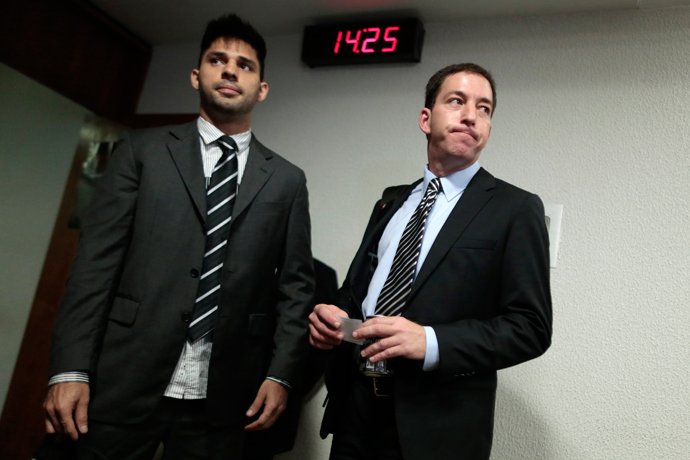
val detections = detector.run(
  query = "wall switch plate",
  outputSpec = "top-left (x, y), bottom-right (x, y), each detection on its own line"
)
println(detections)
top-left (543, 202), bottom-right (563, 268)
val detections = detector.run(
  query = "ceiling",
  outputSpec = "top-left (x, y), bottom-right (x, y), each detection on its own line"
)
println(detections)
top-left (88, 0), bottom-right (681, 46)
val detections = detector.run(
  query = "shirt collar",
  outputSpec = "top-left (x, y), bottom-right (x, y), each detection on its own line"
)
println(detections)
top-left (197, 117), bottom-right (252, 152)
top-left (423, 161), bottom-right (481, 202)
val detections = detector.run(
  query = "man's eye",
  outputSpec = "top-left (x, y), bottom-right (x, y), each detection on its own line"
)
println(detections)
top-left (449, 98), bottom-right (463, 105)
top-left (239, 63), bottom-right (252, 71)
top-left (479, 106), bottom-right (491, 114)
top-left (211, 58), bottom-right (223, 65)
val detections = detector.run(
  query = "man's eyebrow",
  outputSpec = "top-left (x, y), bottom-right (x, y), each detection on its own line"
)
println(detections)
top-left (206, 51), bottom-right (227, 59)
top-left (236, 55), bottom-right (258, 67)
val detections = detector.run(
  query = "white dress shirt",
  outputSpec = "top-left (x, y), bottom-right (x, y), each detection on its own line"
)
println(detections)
top-left (164, 117), bottom-right (252, 398)
top-left (361, 162), bottom-right (480, 370)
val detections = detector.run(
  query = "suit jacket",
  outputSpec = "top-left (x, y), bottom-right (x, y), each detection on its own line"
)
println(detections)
top-left (321, 167), bottom-right (552, 460)
top-left (49, 121), bottom-right (315, 427)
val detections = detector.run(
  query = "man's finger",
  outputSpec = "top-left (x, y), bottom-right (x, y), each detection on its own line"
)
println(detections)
top-left (314, 304), bottom-right (347, 328)
top-left (75, 396), bottom-right (90, 434)
top-left (44, 412), bottom-right (57, 434)
top-left (44, 399), bottom-right (61, 435)
top-left (309, 330), bottom-right (335, 350)
top-left (245, 412), bottom-right (270, 431)
top-left (246, 399), bottom-right (282, 431)
top-left (360, 335), bottom-right (398, 357)
top-left (245, 391), bottom-right (265, 419)
top-left (309, 323), bottom-right (342, 345)
top-left (57, 406), bottom-right (79, 441)
top-left (353, 323), bottom-right (390, 340)
top-left (309, 314), bottom-right (340, 337)
top-left (367, 344), bottom-right (404, 363)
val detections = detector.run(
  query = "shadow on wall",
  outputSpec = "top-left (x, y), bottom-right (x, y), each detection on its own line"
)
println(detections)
top-left (491, 383), bottom-right (562, 460)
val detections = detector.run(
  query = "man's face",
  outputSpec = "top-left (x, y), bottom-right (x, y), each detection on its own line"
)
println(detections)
top-left (191, 38), bottom-right (268, 123)
top-left (420, 71), bottom-right (493, 176)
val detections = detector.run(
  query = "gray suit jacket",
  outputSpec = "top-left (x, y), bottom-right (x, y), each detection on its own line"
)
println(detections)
top-left (50, 121), bottom-right (315, 426)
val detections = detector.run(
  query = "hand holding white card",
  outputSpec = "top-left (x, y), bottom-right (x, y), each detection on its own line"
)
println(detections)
top-left (336, 316), bottom-right (365, 345)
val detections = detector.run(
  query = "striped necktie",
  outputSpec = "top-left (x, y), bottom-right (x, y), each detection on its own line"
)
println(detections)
top-left (188, 135), bottom-right (238, 342)
top-left (375, 178), bottom-right (442, 317)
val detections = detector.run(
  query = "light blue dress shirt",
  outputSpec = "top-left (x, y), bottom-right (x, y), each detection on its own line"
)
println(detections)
top-left (361, 162), bottom-right (480, 370)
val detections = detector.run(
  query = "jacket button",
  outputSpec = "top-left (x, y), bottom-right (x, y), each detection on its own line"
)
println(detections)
top-left (181, 312), bottom-right (193, 323)
top-left (190, 269), bottom-right (200, 278)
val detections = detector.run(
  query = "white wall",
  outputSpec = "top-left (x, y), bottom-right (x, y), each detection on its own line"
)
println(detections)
top-left (0, 63), bottom-right (90, 412)
top-left (144, 6), bottom-right (689, 459)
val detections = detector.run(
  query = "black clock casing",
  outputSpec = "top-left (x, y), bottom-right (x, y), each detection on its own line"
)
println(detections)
top-left (302, 18), bottom-right (425, 68)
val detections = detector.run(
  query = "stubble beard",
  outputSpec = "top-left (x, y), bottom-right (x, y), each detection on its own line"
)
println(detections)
top-left (198, 76), bottom-right (258, 120)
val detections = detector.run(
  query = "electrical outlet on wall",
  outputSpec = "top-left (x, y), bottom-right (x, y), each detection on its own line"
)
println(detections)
top-left (543, 202), bottom-right (563, 268)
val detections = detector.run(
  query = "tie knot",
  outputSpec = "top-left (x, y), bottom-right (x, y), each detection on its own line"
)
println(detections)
top-left (428, 178), bottom-right (442, 195)
top-left (217, 135), bottom-right (238, 152)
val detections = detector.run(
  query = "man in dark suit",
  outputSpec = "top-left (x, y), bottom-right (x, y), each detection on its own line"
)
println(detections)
top-left (309, 63), bottom-right (552, 460)
top-left (43, 14), bottom-right (314, 459)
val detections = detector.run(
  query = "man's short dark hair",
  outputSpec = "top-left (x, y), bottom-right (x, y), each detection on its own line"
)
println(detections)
top-left (424, 63), bottom-right (497, 115)
top-left (199, 14), bottom-right (267, 81)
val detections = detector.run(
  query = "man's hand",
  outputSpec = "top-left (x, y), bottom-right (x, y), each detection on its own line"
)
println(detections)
top-left (244, 379), bottom-right (288, 431)
top-left (354, 316), bottom-right (427, 362)
top-left (43, 382), bottom-right (90, 441)
top-left (309, 303), bottom-right (348, 350)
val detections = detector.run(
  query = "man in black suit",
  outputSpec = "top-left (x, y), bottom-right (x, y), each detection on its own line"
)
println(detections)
top-left (43, 14), bottom-right (314, 459)
top-left (309, 63), bottom-right (552, 460)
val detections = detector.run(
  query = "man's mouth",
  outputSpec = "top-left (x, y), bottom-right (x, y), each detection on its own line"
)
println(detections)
top-left (215, 82), bottom-right (242, 95)
top-left (451, 127), bottom-right (477, 140)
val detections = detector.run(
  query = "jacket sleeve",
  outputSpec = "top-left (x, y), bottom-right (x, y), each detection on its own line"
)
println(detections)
top-left (266, 170), bottom-right (315, 387)
top-left (49, 131), bottom-right (140, 376)
top-left (432, 193), bottom-right (553, 379)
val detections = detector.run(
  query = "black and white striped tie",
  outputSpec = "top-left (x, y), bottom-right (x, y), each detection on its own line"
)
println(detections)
top-left (188, 135), bottom-right (238, 342)
top-left (375, 178), bottom-right (442, 317)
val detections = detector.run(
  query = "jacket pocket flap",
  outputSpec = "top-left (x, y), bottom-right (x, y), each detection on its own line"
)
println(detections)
top-left (248, 314), bottom-right (274, 337)
top-left (109, 296), bottom-right (140, 326)
top-left (253, 202), bottom-right (288, 214)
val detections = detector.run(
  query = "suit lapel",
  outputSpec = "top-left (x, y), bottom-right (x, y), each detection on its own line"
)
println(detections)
top-left (407, 168), bottom-right (496, 304)
top-left (231, 136), bottom-right (274, 224)
top-left (167, 122), bottom-right (207, 223)
top-left (349, 180), bottom-right (421, 307)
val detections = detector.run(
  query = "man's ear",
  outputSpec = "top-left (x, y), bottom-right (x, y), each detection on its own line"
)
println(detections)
top-left (257, 81), bottom-right (269, 102)
top-left (190, 69), bottom-right (200, 91)
top-left (419, 108), bottom-right (432, 135)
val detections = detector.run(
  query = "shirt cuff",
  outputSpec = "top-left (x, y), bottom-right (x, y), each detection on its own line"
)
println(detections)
top-left (422, 326), bottom-right (440, 371)
top-left (49, 371), bottom-right (89, 387)
top-left (266, 376), bottom-right (292, 391)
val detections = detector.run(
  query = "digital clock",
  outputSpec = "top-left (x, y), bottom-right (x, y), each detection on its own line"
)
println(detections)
top-left (302, 18), bottom-right (425, 67)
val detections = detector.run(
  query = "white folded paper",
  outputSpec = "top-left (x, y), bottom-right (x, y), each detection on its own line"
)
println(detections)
top-left (336, 315), bottom-right (365, 345)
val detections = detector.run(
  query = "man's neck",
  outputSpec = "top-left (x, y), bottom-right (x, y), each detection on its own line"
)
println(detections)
top-left (199, 110), bottom-right (251, 136)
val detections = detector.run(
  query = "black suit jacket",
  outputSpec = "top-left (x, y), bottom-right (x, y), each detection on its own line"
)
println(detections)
top-left (49, 121), bottom-right (315, 427)
top-left (321, 168), bottom-right (552, 460)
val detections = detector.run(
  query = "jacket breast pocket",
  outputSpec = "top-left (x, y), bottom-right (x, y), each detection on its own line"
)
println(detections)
top-left (252, 201), bottom-right (289, 214)
top-left (452, 238), bottom-right (497, 250)
top-left (108, 295), bottom-right (140, 326)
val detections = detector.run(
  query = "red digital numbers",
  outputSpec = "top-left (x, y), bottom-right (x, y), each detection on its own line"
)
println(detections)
top-left (382, 27), bottom-right (399, 52)
top-left (345, 30), bottom-right (362, 53)
top-left (361, 28), bottom-right (380, 53)
top-left (333, 26), bottom-right (399, 54)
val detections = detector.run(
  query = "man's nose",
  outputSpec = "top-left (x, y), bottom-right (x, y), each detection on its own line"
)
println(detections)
top-left (222, 62), bottom-right (238, 80)
top-left (460, 105), bottom-right (476, 124)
